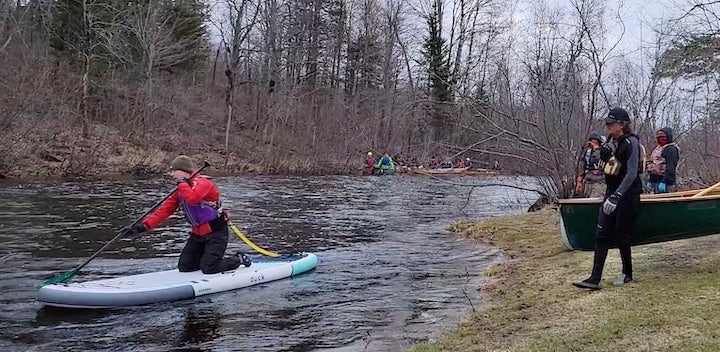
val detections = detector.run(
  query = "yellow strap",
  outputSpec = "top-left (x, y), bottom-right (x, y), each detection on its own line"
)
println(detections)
top-left (228, 222), bottom-right (280, 257)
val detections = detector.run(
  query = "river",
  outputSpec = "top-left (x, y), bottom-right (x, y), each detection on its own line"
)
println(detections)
top-left (0, 175), bottom-right (537, 351)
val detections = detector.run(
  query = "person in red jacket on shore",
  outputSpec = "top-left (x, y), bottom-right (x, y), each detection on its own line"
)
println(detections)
top-left (129, 155), bottom-right (245, 274)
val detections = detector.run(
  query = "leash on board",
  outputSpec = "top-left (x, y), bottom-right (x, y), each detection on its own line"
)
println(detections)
top-left (228, 221), bottom-right (280, 257)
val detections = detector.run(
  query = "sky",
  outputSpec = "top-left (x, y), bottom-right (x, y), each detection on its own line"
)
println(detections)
top-left (523, 0), bottom-right (683, 61)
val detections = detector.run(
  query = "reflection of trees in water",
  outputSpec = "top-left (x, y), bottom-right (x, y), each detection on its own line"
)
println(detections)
top-left (1, 180), bottom-right (187, 259)
top-left (182, 306), bottom-right (220, 346)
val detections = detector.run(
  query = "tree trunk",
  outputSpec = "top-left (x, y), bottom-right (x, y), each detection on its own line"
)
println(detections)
top-left (81, 53), bottom-right (90, 136)
top-left (225, 67), bottom-right (235, 167)
top-left (306, 0), bottom-right (322, 87)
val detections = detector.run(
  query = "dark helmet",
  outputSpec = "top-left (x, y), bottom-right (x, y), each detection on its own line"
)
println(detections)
top-left (605, 107), bottom-right (630, 124)
top-left (588, 131), bottom-right (604, 144)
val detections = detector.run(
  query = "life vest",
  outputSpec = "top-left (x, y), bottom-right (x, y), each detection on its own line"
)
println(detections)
top-left (600, 135), bottom-right (646, 177)
top-left (177, 176), bottom-right (225, 236)
top-left (141, 175), bottom-right (227, 236)
top-left (599, 134), bottom-right (644, 194)
top-left (583, 148), bottom-right (603, 177)
top-left (647, 143), bottom-right (678, 176)
top-left (376, 156), bottom-right (393, 169)
top-left (178, 193), bottom-right (222, 226)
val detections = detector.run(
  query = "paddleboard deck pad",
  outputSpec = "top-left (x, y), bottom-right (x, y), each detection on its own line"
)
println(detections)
top-left (37, 253), bottom-right (317, 308)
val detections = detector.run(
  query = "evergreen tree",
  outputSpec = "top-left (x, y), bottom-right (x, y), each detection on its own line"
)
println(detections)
top-left (423, 1), bottom-right (451, 103)
top-left (655, 35), bottom-right (720, 79)
top-left (422, 0), bottom-right (453, 141)
top-left (158, 0), bottom-right (209, 73)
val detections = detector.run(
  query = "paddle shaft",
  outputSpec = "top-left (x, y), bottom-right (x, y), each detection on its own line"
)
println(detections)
top-left (692, 180), bottom-right (720, 198)
top-left (70, 162), bottom-right (210, 274)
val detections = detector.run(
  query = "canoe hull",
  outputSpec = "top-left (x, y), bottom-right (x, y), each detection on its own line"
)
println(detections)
top-left (559, 196), bottom-right (720, 250)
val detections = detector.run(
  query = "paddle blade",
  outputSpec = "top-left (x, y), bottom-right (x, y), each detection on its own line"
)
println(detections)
top-left (42, 270), bottom-right (77, 286)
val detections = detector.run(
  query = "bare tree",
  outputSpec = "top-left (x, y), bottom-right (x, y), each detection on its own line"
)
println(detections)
top-left (101, 2), bottom-right (204, 119)
top-left (214, 0), bottom-right (260, 165)
top-left (48, 0), bottom-right (116, 135)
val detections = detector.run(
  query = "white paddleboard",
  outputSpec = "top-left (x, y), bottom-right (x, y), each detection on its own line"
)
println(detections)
top-left (37, 253), bottom-right (318, 308)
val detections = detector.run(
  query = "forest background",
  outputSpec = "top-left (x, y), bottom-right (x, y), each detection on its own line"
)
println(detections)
top-left (2, 0), bottom-right (720, 199)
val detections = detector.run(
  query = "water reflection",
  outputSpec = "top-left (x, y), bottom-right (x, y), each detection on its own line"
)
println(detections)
top-left (182, 306), bottom-right (220, 347)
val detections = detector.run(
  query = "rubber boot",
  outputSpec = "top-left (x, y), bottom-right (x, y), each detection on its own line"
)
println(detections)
top-left (619, 245), bottom-right (633, 282)
top-left (235, 252), bottom-right (252, 267)
top-left (573, 240), bottom-right (608, 290)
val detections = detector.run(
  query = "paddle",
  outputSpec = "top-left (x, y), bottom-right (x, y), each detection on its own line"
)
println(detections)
top-left (691, 180), bottom-right (720, 198)
top-left (42, 161), bottom-right (211, 286)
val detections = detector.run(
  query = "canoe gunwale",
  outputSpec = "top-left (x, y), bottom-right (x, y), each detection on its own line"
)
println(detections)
top-left (559, 192), bottom-right (720, 205)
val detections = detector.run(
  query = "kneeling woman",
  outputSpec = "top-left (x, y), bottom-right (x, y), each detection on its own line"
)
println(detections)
top-left (131, 155), bottom-right (244, 274)
top-left (573, 108), bottom-right (642, 289)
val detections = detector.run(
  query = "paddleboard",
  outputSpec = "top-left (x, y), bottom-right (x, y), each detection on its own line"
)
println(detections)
top-left (37, 252), bottom-right (318, 308)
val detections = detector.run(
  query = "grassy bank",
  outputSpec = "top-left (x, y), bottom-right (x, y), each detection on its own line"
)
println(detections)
top-left (413, 209), bottom-right (720, 351)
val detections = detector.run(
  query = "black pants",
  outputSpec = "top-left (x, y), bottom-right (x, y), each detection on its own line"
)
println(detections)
top-left (589, 191), bottom-right (640, 282)
top-left (178, 225), bottom-right (241, 274)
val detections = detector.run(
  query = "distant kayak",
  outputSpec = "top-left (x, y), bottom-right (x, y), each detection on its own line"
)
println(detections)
top-left (37, 253), bottom-right (318, 308)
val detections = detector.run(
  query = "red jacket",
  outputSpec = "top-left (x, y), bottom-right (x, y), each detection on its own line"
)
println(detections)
top-left (142, 174), bottom-right (221, 236)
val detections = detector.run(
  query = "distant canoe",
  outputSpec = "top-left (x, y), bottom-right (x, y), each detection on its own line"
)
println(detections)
top-left (559, 189), bottom-right (720, 251)
top-left (465, 169), bottom-right (500, 176)
top-left (411, 167), bottom-right (499, 176)
top-left (412, 167), bottom-right (469, 175)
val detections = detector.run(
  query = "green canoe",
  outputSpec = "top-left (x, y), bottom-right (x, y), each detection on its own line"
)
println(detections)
top-left (559, 190), bottom-right (720, 251)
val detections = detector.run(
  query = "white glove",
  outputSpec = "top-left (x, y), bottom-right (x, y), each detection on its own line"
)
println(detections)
top-left (602, 193), bottom-right (621, 215)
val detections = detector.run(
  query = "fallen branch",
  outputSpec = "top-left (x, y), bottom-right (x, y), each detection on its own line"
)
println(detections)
top-left (420, 172), bottom-right (545, 196)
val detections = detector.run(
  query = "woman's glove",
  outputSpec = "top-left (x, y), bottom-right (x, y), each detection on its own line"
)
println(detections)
top-left (602, 193), bottom-right (621, 215)
top-left (127, 224), bottom-right (148, 235)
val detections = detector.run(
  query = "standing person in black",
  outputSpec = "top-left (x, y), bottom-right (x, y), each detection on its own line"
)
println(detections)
top-left (573, 107), bottom-right (642, 289)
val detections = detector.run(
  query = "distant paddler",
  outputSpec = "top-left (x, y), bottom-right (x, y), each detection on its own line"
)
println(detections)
top-left (374, 152), bottom-right (396, 175)
top-left (646, 128), bottom-right (680, 194)
top-left (574, 131), bottom-right (606, 198)
top-left (363, 151), bottom-right (377, 175)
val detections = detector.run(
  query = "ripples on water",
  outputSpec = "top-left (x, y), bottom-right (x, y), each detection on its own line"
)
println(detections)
top-left (0, 175), bottom-right (537, 351)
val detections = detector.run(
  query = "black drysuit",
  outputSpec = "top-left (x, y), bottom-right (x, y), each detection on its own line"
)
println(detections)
top-left (589, 133), bottom-right (642, 283)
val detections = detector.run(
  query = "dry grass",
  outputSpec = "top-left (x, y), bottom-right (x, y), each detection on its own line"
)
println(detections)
top-left (411, 208), bottom-right (720, 352)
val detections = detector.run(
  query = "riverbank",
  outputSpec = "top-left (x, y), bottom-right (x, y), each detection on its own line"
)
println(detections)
top-left (0, 121), bottom-right (359, 180)
top-left (412, 209), bottom-right (720, 351)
